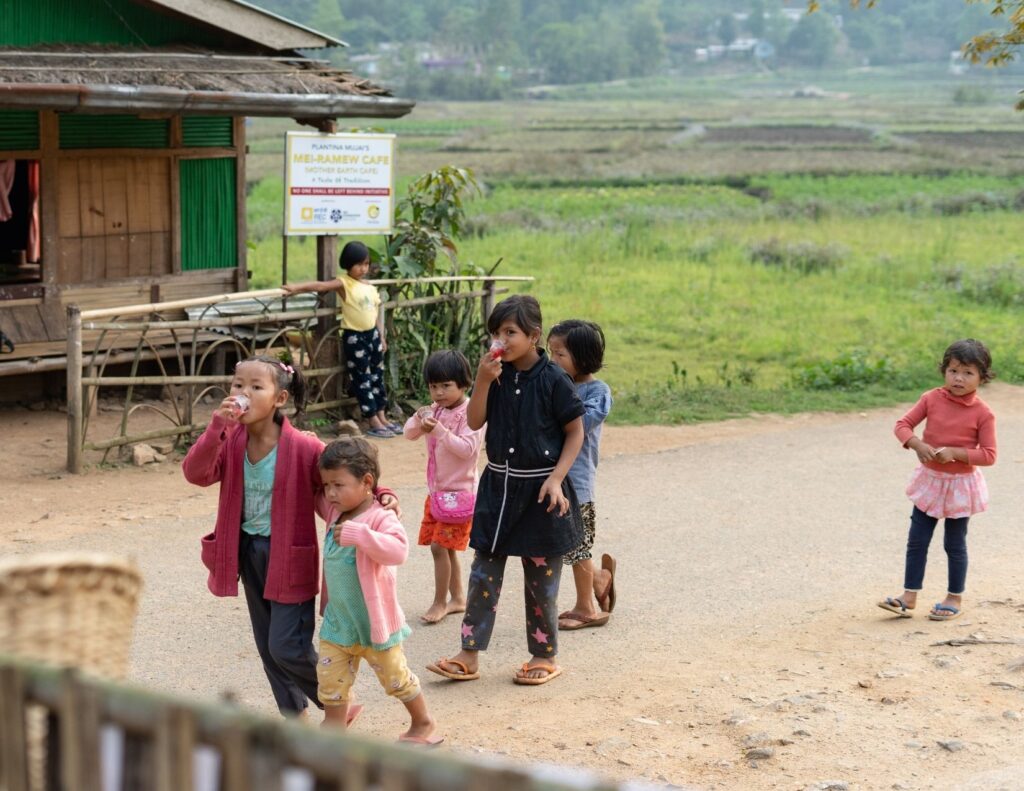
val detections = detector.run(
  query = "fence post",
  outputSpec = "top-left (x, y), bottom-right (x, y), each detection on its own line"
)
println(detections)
top-left (67, 305), bottom-right (83, 474)
top-left (0, 664), bottom-right (29, 791)
top-left (481, 280), bottom-right (496, 331)
top-left (58, 669), bottom-right (102, 791)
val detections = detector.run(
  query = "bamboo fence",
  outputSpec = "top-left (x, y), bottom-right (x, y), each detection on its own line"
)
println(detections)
top-left (0, 656), bottom-right (638, 791)
top-left (64, 277), bottom-right (532, 473)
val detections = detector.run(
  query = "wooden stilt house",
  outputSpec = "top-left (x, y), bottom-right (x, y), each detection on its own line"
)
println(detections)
top-left (0, 0), bottom-right (412, 396)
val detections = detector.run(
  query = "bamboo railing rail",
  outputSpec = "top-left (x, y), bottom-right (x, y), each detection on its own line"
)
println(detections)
top-left (0, 656), bottom-right (637, 791)
top-left (65, 276), bottom-right (530, 473)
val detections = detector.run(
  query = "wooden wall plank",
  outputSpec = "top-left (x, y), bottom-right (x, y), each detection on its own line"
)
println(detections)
top-left (40, 111), bottom-right (60, 287)
top-left (150, 232), bottom-right (171, 276)
top-left (58, 159), bottom-right (81, 238)
top-left (126, 159), bottom-right (153, 234)
top-left (128, 233), bottom-right (152, 277)
top-left (151, 159), bottom-right (171, 232)
top-left (101, 159), bottom-right (129, 236)
top-left (79, 159), bottom-right (105, 237)
top-left (105, 234), bottom-right (130, 280)
top-left (59, 238), bottom-right (83, 284)
top-left (81, 237), bottom-right (105, 281)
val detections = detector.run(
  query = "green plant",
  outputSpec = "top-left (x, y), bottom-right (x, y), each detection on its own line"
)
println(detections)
top-left (795, 352), bottom-right (894, 390)
top-left (748, 238), bottom-right (847, 274)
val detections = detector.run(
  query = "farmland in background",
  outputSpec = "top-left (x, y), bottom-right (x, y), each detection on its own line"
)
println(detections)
top-left (245, 67), bottom-right (1024, 423)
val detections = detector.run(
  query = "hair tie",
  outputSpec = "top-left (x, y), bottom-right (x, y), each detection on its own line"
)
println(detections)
top-left (279, 362), bottom-right (294, 375)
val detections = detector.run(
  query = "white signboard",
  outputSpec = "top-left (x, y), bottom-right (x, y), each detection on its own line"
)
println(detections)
top-left (284, 131), bottom-right (395, 235)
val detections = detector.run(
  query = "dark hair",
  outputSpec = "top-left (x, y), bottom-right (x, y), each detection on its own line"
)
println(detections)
top-left (547, 319), bottom-right (606, 375)
top-left (339, 241), bottom-right (370, 272)
top-left (940, 338), bottom-right (994, 383)
top-left (423, 349), bottom-right (472, 388)
top-left (235, 354), bottom-right (307, 424)
top-left (486, 294), bottom-right (542, 337)
top-left (319, 436), bottom-right (380, 487)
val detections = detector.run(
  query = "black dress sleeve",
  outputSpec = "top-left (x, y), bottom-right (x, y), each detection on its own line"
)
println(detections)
top-left (550, 366), bottom-right (585, 426)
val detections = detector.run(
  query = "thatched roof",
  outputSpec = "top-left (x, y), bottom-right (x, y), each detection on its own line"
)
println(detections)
top-left (0, 46), bottom-right (413, 119)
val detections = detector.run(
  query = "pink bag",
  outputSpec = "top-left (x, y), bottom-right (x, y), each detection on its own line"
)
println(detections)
top-left (426, 431), bottom-right (475, 524)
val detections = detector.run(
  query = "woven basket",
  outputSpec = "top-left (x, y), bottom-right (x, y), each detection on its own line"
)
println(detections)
top-left (0, 552), bottom-right (142, 679)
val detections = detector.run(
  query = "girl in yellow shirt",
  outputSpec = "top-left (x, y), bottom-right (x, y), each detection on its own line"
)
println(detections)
top-left (283, 241), bottom-right (401, 438)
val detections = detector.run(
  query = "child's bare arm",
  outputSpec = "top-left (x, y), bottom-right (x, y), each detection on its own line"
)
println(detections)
top-left (467, 353), bottom-right (500, 430)
top-left (282, 280), bottom-right (346, 299)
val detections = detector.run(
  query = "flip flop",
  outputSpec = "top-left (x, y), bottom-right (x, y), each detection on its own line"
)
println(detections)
top-left (398, 732), bottom-right (444, 747)
top-left (929, 603), bottom-right (962, 621)
top-left (877, 597), bottom-right (913, 618)
top-left (365, 427), bottom-right (394, 439)
top-left (558, 611), bottom-right (610, 630)
top-left (513, 661), bottom-right (562, 686)
top-left (346, 703), bottom-right (364, 728)
top-left (425, 658), bottom-right (479, 681)
top-left (386, 422), bottom-right (404, 435)
top-left (597, 553), bottom-right (617, 613)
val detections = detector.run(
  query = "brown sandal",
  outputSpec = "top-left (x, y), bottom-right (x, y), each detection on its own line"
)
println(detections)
top-left (425, 658), bottom-right (480, 681)
top-left (514, 661), bottom-right (562, 685)
top-left (558, 611), bottom-right (610, 630)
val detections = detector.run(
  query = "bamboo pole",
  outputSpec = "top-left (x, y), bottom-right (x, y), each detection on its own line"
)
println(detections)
top-left (84, 424), bottom-right (202, 452)
top-left (66, 305), bottom-right (83, 475)
top-left (80, 289), bottom-right (287, 320)
top-left (82, 307), bottom-right (334, 332)
top-left (368, 276), bottom-right (534, 285)
top-left (0, 664), bottom-right (29, 791)
top-left (81, 365), bottom-right (342, 386)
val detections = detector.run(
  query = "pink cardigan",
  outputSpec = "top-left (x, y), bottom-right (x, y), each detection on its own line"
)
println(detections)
top-left (894, 387), bottom-right (997, 474)
top-left (182, 415), bottom-right (326, 603)
top-left (321, 501), bottom-right (409, 645)
top-left (403, 400), bottom-right (483, 493)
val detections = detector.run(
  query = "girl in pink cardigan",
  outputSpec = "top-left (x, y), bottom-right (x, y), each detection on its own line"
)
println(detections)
top-left (878, 339), bottom-right (997, 622)
top-left (317, 437), bottom-right (441, 745)
top-left (183, 355), bottom-right (399, 720)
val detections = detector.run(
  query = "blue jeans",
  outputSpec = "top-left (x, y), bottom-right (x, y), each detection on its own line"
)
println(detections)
top-left (903, 507), bottom-right (969, 595)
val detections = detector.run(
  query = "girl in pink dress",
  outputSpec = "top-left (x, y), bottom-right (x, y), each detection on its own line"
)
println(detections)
top-left (878, 339), bottom-right (997, 622)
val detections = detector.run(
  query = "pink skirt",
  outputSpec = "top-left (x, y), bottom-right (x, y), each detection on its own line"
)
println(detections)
top-left (905, 466), bottom-right (988, 519)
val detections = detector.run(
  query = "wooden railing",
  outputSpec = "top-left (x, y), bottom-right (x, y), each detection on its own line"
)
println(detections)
top-left (64, 277), bottom-right (533, 473)
top-left (0, 656), bottom-right (630, 791)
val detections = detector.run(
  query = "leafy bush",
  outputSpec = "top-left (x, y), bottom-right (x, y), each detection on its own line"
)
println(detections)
top-left (933, 192), bottom-right (1009, 215)
top-left (748, 238), bottom-right (847, 274)
top-left (938, 262), bottom-right (1024, 307)
top-left (795, 352), bottom-right (894, 390)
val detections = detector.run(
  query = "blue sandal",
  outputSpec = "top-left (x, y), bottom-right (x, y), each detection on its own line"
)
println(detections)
top-left (928, 603), bottom-right (961, 621)
top-left (877, 597), bottom-right (913, 618)
top-left (386, 422), bottom-right (404, 435)
top-left (365, 427), bottom-right (394, 439)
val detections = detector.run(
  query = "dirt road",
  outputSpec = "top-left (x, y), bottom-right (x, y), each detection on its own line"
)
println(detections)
top-left (3, 388), bottom-right (1024, 790)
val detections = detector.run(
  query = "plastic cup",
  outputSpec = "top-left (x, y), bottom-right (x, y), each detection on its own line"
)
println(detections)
top-left (489, 340), bottom-right (506, 360)
top-left (232, 395), bottom-right (250, 416)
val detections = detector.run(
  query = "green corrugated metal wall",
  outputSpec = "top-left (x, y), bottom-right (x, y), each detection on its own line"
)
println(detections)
top-left (5, 0), bottom-right (224, 47)
top-left (59, 115), bottom-right (169, 149)
top-left (182, 116), bottom-right (234, 148)
top-left (0, 111), bottom-right (40, 150)
top-left (180, 158), bottom-right (237, 271)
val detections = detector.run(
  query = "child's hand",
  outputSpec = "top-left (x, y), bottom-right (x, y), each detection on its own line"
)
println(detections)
top-left (537, 476), bottom-right (569, 516)
top-left (380, 493), bottom-right (402, 518)
top-left (214, 396), bottom-right (243, 423)
top-left (281, 283), bottom-right (299, 295)
top-left (334, 520), bottom-right (364, 545)
top-left (476, 352), bottom-right (502, 385)
top-left (933, 446), bottom-right (957, 464)
top-left (908, 438), bottom-right (937, 464)
top-left (421, 416), bottom-right (438, 433)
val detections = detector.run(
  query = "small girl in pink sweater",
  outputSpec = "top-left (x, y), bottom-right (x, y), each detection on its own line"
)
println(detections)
top-left (317, 436), bottom-right (441, 745)
top-left (404, 350), bottom-right (484, 624)
top-left (878, 339), bottom-right (997, 622)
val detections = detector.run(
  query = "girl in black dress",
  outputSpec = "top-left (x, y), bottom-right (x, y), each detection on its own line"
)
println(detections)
top-left (426, 295), bottom-right (585, 685)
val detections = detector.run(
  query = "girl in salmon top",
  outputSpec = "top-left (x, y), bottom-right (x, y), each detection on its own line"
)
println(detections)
top-left (878, 339), bottom-right (996, 622)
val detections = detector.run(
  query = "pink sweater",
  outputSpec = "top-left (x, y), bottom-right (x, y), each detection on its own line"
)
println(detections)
top-left (403, 400), bottom-right (483, 493)
top-left (321, 501), bottom-right (409, 645)
top-left (894, 387), bottom-right (997, 474)
top-left (182, 415), bottom-right (324, 603)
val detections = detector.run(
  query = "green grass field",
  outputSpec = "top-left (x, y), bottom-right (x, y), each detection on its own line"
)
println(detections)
top-left (245, 67), bottom-right (1024, 423)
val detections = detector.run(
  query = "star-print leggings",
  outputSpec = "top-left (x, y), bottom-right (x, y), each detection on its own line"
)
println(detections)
top-left (342, 327), bottom-right (387, 416)
top-left (460, 550), bottom-right (562, 658)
